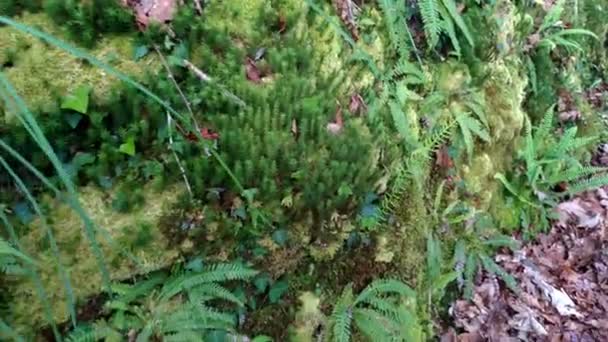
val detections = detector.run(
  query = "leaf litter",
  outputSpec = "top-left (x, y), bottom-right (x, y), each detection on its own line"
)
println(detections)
top-left (446, 187), bottom-right (608, 341)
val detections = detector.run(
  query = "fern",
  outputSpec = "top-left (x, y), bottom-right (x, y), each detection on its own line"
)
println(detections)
top-left (419, 0), bottom-right (442, 48)
top-left (64, 262), bottom-right (257, 340)
top-left (454, 112), bottom-right (490, 160)
top-left (418, 0), bottom-right (474, 53)
top-left (160, 263), bottom-right (258, 300)
top-left (327, 279), bottom-right (420, 342)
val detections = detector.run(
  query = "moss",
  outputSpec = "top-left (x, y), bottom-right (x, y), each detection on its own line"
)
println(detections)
top-left (288, 292), bottom-right (326, 342)
top-left (6, 183), bottom-right (184, 335)
top-left (0, 12), bottom-right (158, 117)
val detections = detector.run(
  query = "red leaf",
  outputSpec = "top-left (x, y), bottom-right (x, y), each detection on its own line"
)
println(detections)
top-left (185, 127), bottom-right (219, 142)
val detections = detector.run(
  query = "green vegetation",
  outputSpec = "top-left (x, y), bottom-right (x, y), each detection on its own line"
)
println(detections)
top-left (0, 0), bottom-right (607, 340)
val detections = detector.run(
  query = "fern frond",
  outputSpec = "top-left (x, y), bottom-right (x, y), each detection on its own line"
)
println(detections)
top-left (533, 105), bottom-right (555, 147)
top-left (569, 174), bottom-right (608, 194)
top-left (419, 0), bottom-right (442, 48)
top-left (540, 0), bottom-right (565, 32)
top-left (440, 0), bottom-right (474, 46)
top-left (355, 279), bottom-right (415, 305)
top-left (439, 7), bottom-right (461, 56)
top-left (378, 0), bottom-right (410, 58)
top-left (164, 332), bottom-right (204, 342)
top-left (160, 303), bottom-right (235, 333)
top-left (160, 264), bottom-right (258, 299)
top-left (188, 283), bottom-right (245, 306)
top-left (479, 253), bottom-right (518, 292)
top-left (548, 166), bottom-right (608, 185)
top-left (65, 323), bottom-right (118, 342)
top-left (463, 253), bottom-right (478, 299)
top-left (114, 273), bottom-right (167, 304)
top-left (455, 113), bottom-right (489, 159)
top-left (481, 235), bottom-right (521, 250)
top-left (331, 284), bottom-right (355, 342)
top-left (464, 95), bottom-right (489, 129)
top-left (364, 297), bottom-right (401, 318)
top-left (353, 308), bottom-right (397, 341)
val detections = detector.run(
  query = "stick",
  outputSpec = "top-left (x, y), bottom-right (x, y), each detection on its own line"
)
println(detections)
top-left (153, 45), bottom-right (201, 132)
top-left (167, 113), bottom-right (193, 197)
top-left (182, 59), bottom-right (247, 108)
top-left (193, 0), bottom-right (203, 15)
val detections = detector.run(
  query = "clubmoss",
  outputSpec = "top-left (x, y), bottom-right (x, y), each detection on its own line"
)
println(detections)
top-left (5, 183), bottom-right (183, 335)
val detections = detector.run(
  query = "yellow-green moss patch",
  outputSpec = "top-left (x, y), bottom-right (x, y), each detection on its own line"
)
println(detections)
top-left (7, 183), bottom-right (183, 334)
top-left (0, 12), bottom-right (158, 117)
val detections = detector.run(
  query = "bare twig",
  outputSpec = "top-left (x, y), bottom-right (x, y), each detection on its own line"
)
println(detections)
top-left (167, 113), bottom-right (193, 197)
top-left (183, 59), bottom-right (247, 107)
top-left (193, 0), bottom-right (203, 15)
top-left (153, 44), bottom-right (201, 132)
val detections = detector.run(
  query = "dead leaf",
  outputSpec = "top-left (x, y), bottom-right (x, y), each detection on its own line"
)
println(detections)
top-left (245, 57), bottom-right (261, 84)
top-left (348, 93), bottom-right (367, 115)
top-left (327, 105), bottom-right (344, 135)
top-left (334, 0), bottom-right (360, 41)
top-left (126, 0), bottom-right (177, 28)
top-left (291, 119), bottom-right (298, 138)
top-left (436, 145), bottom-right (454, 169)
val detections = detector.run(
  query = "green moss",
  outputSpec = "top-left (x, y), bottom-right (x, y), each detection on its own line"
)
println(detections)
top-left (288, 292), bottom-right (326, 342)
top-left (6, 183), bottom-right (183, 335)
top-left (0, 12), bottom-right (158, 116)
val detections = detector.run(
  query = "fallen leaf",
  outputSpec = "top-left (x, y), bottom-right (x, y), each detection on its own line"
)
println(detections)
top-left (185, 127), bottom-right (220, 142)
top-left (291, 119), bottom-right (298, 137)
top-left (126, 0), bottom-right (177, 28)
top-left (326, 106), bottom-right (344, 135)
top-left (245, 57), bottom-right (261, 84)
top-left (348, 93), bottom-right (367, 115)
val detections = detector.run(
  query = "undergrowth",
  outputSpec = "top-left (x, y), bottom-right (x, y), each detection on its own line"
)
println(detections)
top-left (0, 0), bottom-right (607, 340)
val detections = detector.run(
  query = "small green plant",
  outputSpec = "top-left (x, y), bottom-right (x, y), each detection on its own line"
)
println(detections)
top-left (65, 262), bottom-right (258, 341)
top-left (495, 106), bottom-right (608, 235)
top-left (530, 0), bottom-right (598, 53)
top-left (418, 0), bottom-right (474, 55)
top-left (449, 211), bottom-right (520, 299)
top-left (326, 279), bottom-right (423, 342)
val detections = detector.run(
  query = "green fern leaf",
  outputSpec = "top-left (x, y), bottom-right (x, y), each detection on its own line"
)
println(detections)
top-left (548, 166), bottom-right (608, 185)
top-left (439, 6), bottom-right (461, 56)
top-left (534, 105), bottom-right (555, 147)
top-left (160, 264), bottom-right (257, 299)
top-left (569, 174), bottom-right (608, 194)
top-left (419, 0), bottom-right (442, 48)
top-left (440, 0), bottom-right (474, 46)
top-left (355, 279), bottom-right (415, 305)
top-left (540, 0), bottom-right (564, 31)
top-left (463, 253), bottom-right (478, 299)
top-left (331, 284), bottom-right (355, 342)
top-left (389, 100), bottom-right (412, 143)
top-left (455, 113), bottom-right (489, 159)
top-left (353, 308), bottom-right (396, 341)
top-left (188, 283), bottom-right (245, 306)
top-left (479, 253), bottom-right (518, 293)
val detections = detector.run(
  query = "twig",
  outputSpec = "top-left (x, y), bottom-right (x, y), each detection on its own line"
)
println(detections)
top-left (167, 113), bottom-right (193, 197)
top-left (153, 44), bottom-right (200, 132)
top-left (182, 59), bottom-right (247, 108)
top-left (193, 0), bottom-right (203, 15)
